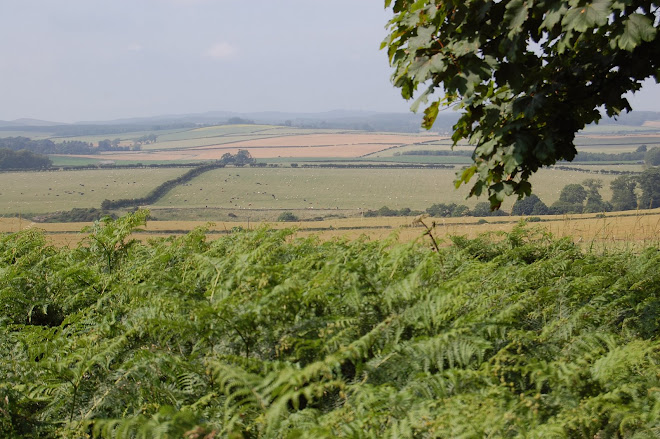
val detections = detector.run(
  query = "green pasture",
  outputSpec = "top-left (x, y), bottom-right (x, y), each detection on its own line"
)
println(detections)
top-left (143, 126), bottom-right (361, 150)
top-left (557, 163), bottom-right (644, 172)
top-left (358, 155), bottom-right (472, 164)
top-left (0, 130), bottom-right (55, 139)
top-left (0, 168), bottom-right (187, 215)
top-left (50, 128), bottom-right (192, 144)
top-left (368, 141), bottom-right (474, 158)
top-left (151, 166), bottom-right (619, 213)
top-left (154, 124), bottom-right (280, 142)
top-left (580, 123), bottom-right (660, 134)
top-left (142, 135), bottom-right (285, 151)
top-left (49, 156), bottom-right (107, 166)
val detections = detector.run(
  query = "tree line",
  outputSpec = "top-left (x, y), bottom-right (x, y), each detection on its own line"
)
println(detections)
top-left (513, 167), bottom-right (660, 215)
top-left (0, 137), bottom-right (131, 155)
top-left (0, 148), bottom-right (51, 170)
top-left (364, 167), bottom-right (660, 219)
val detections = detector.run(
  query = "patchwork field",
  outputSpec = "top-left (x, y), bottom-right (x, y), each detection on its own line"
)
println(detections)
top-left (0, 123), bottom-right (656, 233)
top-left (66, 131), bottom-right (447, 162)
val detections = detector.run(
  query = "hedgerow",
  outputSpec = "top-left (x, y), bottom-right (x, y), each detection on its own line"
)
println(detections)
top-left (1, 211), bottom-right (658, 438)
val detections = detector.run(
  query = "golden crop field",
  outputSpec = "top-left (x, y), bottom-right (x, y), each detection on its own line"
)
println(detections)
top-left (2, 209), bottom-right (659, 250)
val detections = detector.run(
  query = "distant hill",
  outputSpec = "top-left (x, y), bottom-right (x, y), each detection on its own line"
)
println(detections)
top-left (0, 118), bottom-right (66, 128)
top-left (2, 109), bottom-right (660, 136)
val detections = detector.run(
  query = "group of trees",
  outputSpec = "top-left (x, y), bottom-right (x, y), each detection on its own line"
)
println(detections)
top-left (97, 139), bottom-right (133, 152)
top-left (364, 167), bottom-right (660, 219)
top-left (0, 148), bottom-right (51, 170)
top-left (0, 137), bottom-right (96, 155)
top-left (220, 149), bottom-right (256, 166)
top-left (0, 136), bottom-right (160, 156)
top-left (511, 168), bottom-right (660, 215)
top-left (364, 202), bottom-right (508, 219)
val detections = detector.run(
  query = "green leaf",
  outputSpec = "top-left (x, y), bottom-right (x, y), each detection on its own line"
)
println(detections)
top-left (504, 0), bottom-right (529, 37)
top-left (562, 0), bottom-right (612, 32)
top-left (617, 13), bottom-right (657, 51)
top-left (455, 165), bottom-right (476, 188)
top-left (422, 101), bottom-right (440, 129)
top-left (539, 3), bottom-right (569, 31)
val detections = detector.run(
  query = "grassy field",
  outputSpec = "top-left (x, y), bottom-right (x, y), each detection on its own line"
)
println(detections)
top-left (0, 168), bottom-right (187, 215)
top-left (0, 165), bottom-right (623, 218)
top-left (148, 166), bottom-right (619, 214)
top-left (52, 128), bottom-right (193, 144)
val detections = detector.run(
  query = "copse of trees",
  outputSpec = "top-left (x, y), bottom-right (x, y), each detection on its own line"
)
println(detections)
top-left (515, 171), bottom-right (660, 215)
top-left (645, 146), bottom-right (660, 167)
top-left (0, 148), bottom-right (51, 170)
top-left (0, 137), bottom-right (95, 154)
top-left (220, 149), bottom-right (255, 167)
top-left (364, 203), bottom-right (510, 218)
top-left (639, 167), bottom-right (660, 209)
top-left (0, 136), bottom-right (128, 155)
top-left (571, 150), bottom-right (646, 162)
top-left (511, 195), bottom-right (550, 216)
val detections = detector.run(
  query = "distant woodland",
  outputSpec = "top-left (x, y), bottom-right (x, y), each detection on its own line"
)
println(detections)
top-left (0, 148), bottom-right (51, 170)
top-left (0, 137), bottom-right (133, 156)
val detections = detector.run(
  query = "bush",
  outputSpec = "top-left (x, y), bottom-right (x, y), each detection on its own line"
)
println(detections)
top-left (277, 211), bottom-right (299, 222)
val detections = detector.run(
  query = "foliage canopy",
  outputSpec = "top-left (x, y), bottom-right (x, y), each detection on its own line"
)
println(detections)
top-left (383, 0), bottom-right (660, 208)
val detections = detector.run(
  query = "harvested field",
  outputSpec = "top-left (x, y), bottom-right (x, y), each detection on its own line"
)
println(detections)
top-left (61, 133), bottom-right (448, 161)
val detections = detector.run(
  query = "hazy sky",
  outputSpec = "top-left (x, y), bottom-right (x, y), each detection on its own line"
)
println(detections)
top-left (2, 0), bottom-right (659, 123)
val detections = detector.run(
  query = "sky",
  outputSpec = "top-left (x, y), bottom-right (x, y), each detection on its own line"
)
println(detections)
top-left (1, 0), bottom-right (660, 123)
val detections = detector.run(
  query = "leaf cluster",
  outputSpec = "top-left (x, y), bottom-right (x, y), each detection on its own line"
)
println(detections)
top-left (383, 0), bottom-right (660, 208)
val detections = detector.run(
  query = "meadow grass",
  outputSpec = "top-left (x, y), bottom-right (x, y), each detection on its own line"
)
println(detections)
top-left (141, 135), bottom-right (284, 151)
top-left (0, 130), bottom-right (55, 139)
top-left (154, 124), bottom-right (281, 142)
top-left (0, 168), bottom-right (187, 214)
top-left (580, 124), bottom-right (660, 133)
top-left (149, 166), bottom-right (620, 213)
top-left (49, 156), bottom-right (107, 166)
top-left (51, 128), bottom-right (193, 144)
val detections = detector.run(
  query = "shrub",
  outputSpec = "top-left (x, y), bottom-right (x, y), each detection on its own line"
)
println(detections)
top-left (277, 211), bottom-right (299, 222)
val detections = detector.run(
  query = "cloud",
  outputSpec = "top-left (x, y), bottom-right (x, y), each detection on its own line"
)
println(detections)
top-left (204, 42), bottom-right (237, 59)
